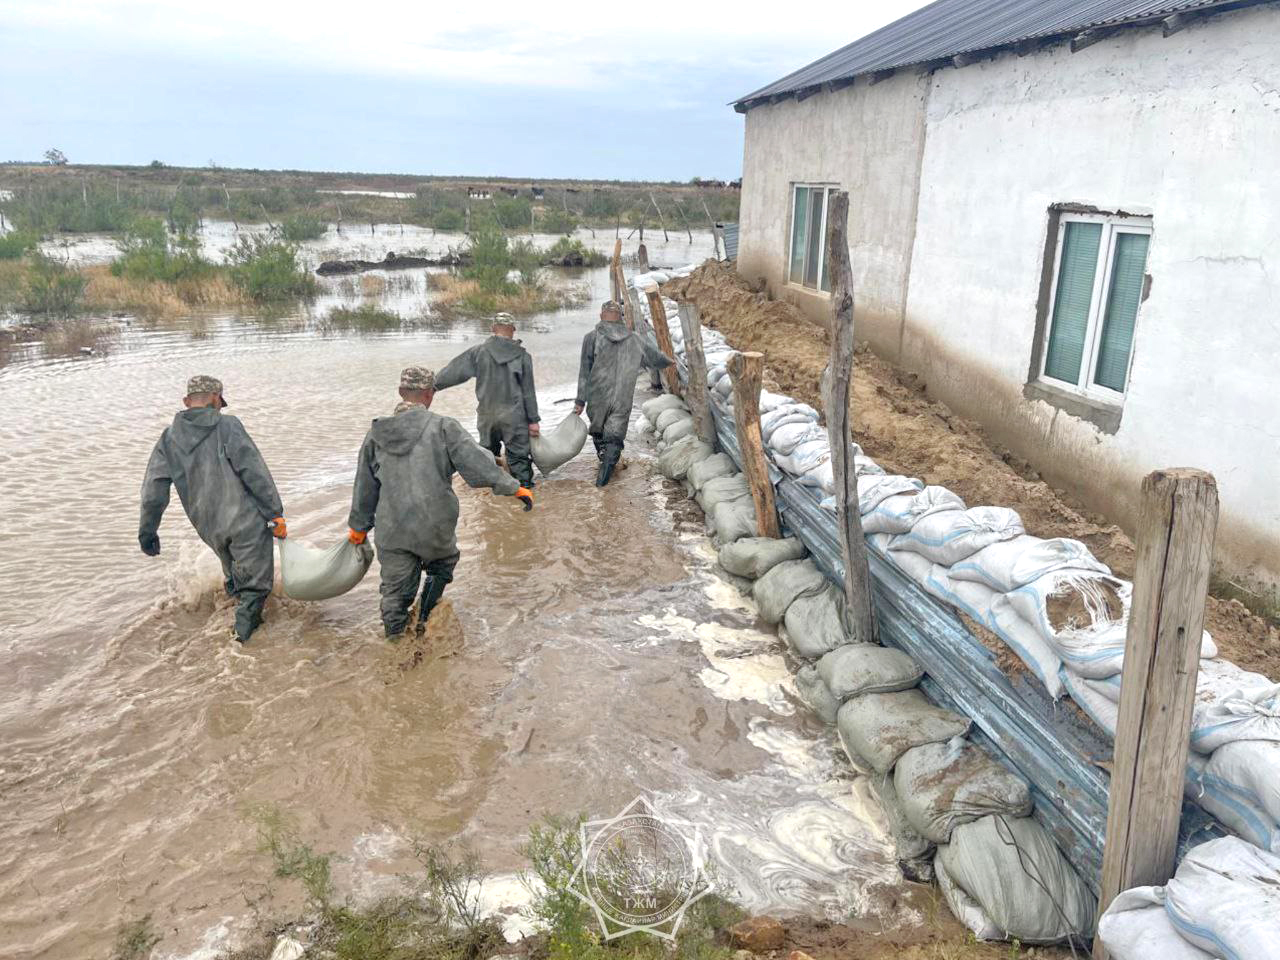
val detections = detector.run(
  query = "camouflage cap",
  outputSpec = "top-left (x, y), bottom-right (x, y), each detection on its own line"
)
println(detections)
top-left (186, 374), bottom-right (228, 407)
top-left (491, 312), bottom-right (515, 326)
top-left (399, 366), bottom-right (436, 391)
top-left (600, 299), bottom-right (624, 317)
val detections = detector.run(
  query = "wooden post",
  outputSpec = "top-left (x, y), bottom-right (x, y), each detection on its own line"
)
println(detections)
top-left (649, 193), bottom-right (670, 242)
top-left (610, 238), bottom-right (623, 302)
top-left (823, 190), bottom-right (875, 644)
top-left (678, 303), bottom-right (715, 445)
top-left (1094, 468), bottom-right (1218, 958)
top-left (727, 352), bottom-right (781, 539)
top-left (646, 291), bottom-right (681, 395)
top-left (637, 243), bottom-right (650, 273)
top-left (673, 199), bottom-right (694, 242)
top-left (622, 284), bottom-right (641, 332)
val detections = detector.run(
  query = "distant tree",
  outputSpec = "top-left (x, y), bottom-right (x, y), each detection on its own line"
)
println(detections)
top-left (43, 148), bottom-right (68, 166)
top-left (149, 159), bottom-right (165, 168)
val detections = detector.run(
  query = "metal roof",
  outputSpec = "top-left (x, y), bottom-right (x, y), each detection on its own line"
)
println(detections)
top-left (735, 0), bottom-right (1265, 110)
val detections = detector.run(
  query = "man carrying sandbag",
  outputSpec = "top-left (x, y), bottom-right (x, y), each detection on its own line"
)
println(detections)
top-left (574, 299), bottom-right (673, 486)
top-left (138, 375), bottom-right (286, 644)
top-left (347, 366), bottom-right (534, 639)
top-left (434, 313), bottom-right (540, 487)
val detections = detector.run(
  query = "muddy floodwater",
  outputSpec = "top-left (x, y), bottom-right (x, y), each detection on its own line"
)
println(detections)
top-left (0, 231), bottom-right (922, 959)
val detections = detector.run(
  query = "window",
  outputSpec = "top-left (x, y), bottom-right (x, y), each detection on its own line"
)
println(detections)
top-left (788, 184), bottom-right (836, 292)
top-left (1039, 213), bottom-right (1151, 399)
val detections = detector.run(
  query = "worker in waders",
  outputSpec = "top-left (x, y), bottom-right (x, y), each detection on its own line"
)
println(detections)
top-left (347, 366), bottom-right (535, 640)
top-left (434, 313), bottom-right (540, 487)
top-left (574, 300), bottom-right (674, 486)
top-left (138, 375), bottom-right (287, 644)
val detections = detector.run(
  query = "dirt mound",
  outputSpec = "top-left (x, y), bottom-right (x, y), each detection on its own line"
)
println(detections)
top-left (665, 260), bottom-right (1279, 678)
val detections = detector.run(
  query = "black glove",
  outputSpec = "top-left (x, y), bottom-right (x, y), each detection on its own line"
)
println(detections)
top-left (139, 532), bottom-right (161, 556)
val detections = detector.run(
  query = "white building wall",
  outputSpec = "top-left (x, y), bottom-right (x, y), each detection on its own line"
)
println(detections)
top-left (900, 4), bottom-right (1280, 590)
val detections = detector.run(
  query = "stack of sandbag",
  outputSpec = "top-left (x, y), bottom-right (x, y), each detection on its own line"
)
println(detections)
top-left (1097, 836), bottom-right (1280, 959)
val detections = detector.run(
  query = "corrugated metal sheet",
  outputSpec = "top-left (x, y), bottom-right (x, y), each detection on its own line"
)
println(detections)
top-left (718, 222), bottom-right (739, 261)
top-left (735, 0), bottom-right (1264, 108)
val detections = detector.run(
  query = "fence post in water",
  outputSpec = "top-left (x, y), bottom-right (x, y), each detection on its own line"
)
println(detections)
top-left (646, 291), bottom-right (681, 396)
top-left (1093, 468), bottom-right (1218, 959)
top-left (610, 238), bottom-right (623, 302)
top-left (727, 351), bottom-right (781, 539)
top-left (673, 199), bottom-right (694, 243)
top-left (678, 303), bottom-right (715, 445)
top-left (823, 191), bottom-right (876, 643)
top-left (649, 193), bottom-right (670, 242)
top-left (637, 243), bottom-right (650, 273)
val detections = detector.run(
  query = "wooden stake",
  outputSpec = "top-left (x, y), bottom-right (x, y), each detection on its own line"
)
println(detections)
top-left (673, 199), bottom-right (694, 242)
top-left (646, 291), bottom-right (681, 395)
top-left (649, 193), bottom-right (670, 242)
top-left (637, 243), bottom-right (650, 273)
top-left (727, 351), bottom-right (781, 539)
top-left (610, 238), bottom-right (623, 302)
top-left (678, 303), bottom-right (715, 445)
top-left (1094, 468), bottom-right (1218, 959)
top-left (622, 284), bottom-right (641, 332)
top-left (823, 190), bottom-right (875, 643)
top-left (223, 184), bottom-right (238, 231)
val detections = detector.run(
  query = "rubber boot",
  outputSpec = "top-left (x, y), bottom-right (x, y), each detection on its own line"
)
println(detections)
top-left (415, 575), bottom-right (449, 633)
top-left (595, 444), bottom-right (621, 487)
top-left (591, 435), bottom-right (606, 460)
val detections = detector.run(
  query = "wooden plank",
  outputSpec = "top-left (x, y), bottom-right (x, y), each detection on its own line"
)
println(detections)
top-left (622, 284), bottom-right (641, 333)
top-left (677, 303), bottom-right (715, 445)
top-left (646, 292), bottom-right (681, 396)
top-left (1094, 468), bottom-right (1218, 958)
top-left (822, 190), bottom-right (875, 643)
top-left (726, 351), bottom-right (781, 539)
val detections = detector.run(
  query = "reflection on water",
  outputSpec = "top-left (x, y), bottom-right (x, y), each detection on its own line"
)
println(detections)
top-left (0, 231), bottom-right (918, 960)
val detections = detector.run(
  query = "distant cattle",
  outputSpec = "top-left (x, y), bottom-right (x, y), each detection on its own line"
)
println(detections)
top-left (499, 187), bottom-right (518, 197)
top-left (467, 186), bottom-right (492, 199)
top-left (530, 187), bottom-right (546, 200)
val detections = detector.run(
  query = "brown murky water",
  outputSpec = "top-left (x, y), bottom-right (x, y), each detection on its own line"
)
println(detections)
top-left (0, 233), bottom-right (918, 960)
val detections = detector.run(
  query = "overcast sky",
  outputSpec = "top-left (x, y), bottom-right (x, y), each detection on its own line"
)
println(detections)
top-left (0, 1), bottom-right (930, 180)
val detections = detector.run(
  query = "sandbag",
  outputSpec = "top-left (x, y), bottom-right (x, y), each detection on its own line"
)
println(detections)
top-left (714, 375), bottom-right (733, 398)
top-left (662, 417), bottom-right (696, 444)
top-left (530, 413), bottom-right (589, 475)
top-left (1186, 755), bottom-right (1280, 852)
top-left (894, 738), bottom-right (1033, 844)
top-left (760, 403), bottom-right (818, 442)
top-left (710, 498), bottom-right (758, 546)
top-left (640, 393), bottom-right (686, 423)
top-left (1205, 739), bottom-right (1280, 825)
top-left (687, 453), bottom-right (736, 492)
top-left (782, 584), bottom-right (848, 658)
top-left (858, 474), bottom-right (924, 515)
top-left (1164, 836), bottom-right (1280, 959)
top-left (836, 690), bottom-right (971, 774)
top-left (1097, 887), bottom-right (1213, 960)
top-left (950, 535), bottom-right (1109, 592)
top-left (774, 438), bottom-right (831, 478)
top-left (278, 537), bottom-right (374, 601)
top-left (889, 506), bottom-right (1025, 567)
top-left (717, 536), bottom-right (807, 580)
top-left (938, 815), bottom-right (1095, 944)
top-left (653, 406), bottom-right (692, 434)
top-left (922, 566), bottom-right (1001, 630)
top-left (1190, 669), bottom-right (1280, 753)
top-left (816, 644), bottom-right (922, 701)
top-left (794, 663), bottom-right (840, 724)
top-left (871, 771), bottom-right (935, 863)
top-left (752, 558), bottom-right (828, 625)
top-left (935, 854), bottom-right (1002, 941)
top-left (657, 435), bottom-right (712, 481)
top-left (990, 596), bottom-right (1066, 699)
top-left (697, 473), bottom-right (750, 514)
top-left (768, 421), bottom-right (825, 456)
top-left (1060, 668), bottom-right (1118, 737)
top-left (862, 485), bottom-right (965, 535)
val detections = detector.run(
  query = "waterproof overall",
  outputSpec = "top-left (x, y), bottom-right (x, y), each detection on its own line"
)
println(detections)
top-left (348, 406), bottom-right (520, 637)
top-left (140, 407), bottom-right (283, 642)
top-left (435, 335), bottom-right (539, 486)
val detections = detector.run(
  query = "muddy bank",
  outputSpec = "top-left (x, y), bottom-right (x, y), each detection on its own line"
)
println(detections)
top-left (663, 260), bottom-right (1279, 680)
top-left (316, 251), bottom-right (466, 275)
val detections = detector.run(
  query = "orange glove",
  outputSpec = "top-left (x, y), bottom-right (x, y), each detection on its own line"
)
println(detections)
top-left (269, 517), bottom-right (287, 539)
top-left (515, 487), bottom-right (534, 511)
top-left (348, 528), bottom-right (368, 545)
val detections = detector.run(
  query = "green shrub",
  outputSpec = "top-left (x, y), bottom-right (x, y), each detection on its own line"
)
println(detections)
top-left (2, 182), bottom-right (141, 233)
top-left (431, 208), bottom-right (464, 231)
top-left (279, 212), bottom-right (327, 243)
top-left (539, 208), bottom-right (578, 235)
top-left (0, 230), bottom-right (37, 260)
top-left (21, 256), bottom-right (86, 316)
top-left (323, 304), bottom-right (403, 332)
top-left (508, 239), bottom-right (543, 288)
top-left (544, 236), bottom-right (607, 267)
top-left (227, 234), bottom-right (317, 302)
top-left (111, 218), bottom-right (213, 283)
top-left (462, 230), bottom-right (515, 295)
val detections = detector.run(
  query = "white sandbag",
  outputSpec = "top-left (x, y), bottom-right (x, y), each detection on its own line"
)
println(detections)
top-left (862, 486), bottom-right (964, 535)
top-left (858, 475), bottom-right (925, 515)
top-left (989, 596), bottom-right (1067, 699)
top-left (1164, 836), bottom-right (1280, 959)
top-left (1097, 886), bottom-right (1213, 960)
top-left (797, 459), bottom-right (832, 490)
top-left (1186, 754), bottom-right (1280, 852)
top-left (894, 738), bottom-right (1033, 844)
top-left (782, 583), bottom-right (848, 658)
top-left (872, 771), bottom-right (935, 863)
top-left (697, 474), bottom-right (750, 513)
top-left (530, 413), bottom-right (589, 475)
top-left (714, 376), bottom-right (733, 397)
top-left (653, 406), bottom-right (692, 434)
top-left (950, 535), bottom-right (1109, 593)
top-left (761, 406), bottom-right (818, 443)
top-left (278, 537), bottom-right (374, 601)
top-left (794, 663), bottom-right (840, 724)
top-left (922, 566), bottom-right (1001, 630)
top-left (640, 393), bottom-right (686, 422)
top-left (1205, 739), bottom-right (1280, 825)
top-left (1190, 667), bottom-right (1280, 753)
top-left (710, 498), bottom-right (758, 546)
top-left (939, 815), bottom-right (1095, 944)
top-left (752, 558), bottom-right (827, 625)
top-left (935, 855), bottom-right (1002, 941)
top-left (662, 417), bottom-right (696, 444)
top-left (758, 389), bottom-right (789, 413)
top-left (816, 644), bottom-right (922, 700)
top-left (774, 438), bottom-right (831, 477)
top-left (879, 540), bottom-right (936, 588)
top-left (718, 536), bottom-right (807, 580)
top-left (889, 506), bottom-right (1025, 567)
top-left (768, 421), bottom-right (825, 457)
top-left (1060, 668), bottom-right (1118, 736)
top-left (657, 435), bottom-right (712, 481)
top-left (687, 453), bottom-right (736, 492)
top-left (836, 690), bottom-right (971, 775)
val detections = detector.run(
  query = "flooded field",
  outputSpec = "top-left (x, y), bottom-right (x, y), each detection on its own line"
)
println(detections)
top-left (0, 231), bottom-right (921, 959)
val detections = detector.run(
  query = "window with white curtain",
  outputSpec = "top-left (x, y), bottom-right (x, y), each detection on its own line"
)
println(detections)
top-left (788, 184), bottom-right (835, 292)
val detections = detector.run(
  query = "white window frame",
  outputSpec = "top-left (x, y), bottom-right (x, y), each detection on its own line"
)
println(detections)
top-left (1039, 212), bottom-right (1152, 402)
top-left (787, 183), bottom-right (837, 293)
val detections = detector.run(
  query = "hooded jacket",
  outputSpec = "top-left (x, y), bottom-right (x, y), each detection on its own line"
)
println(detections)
top-left (139, 406), bottom-right (282, 547)
top-left (576, 319), bottom-right (672, 437)
top-left (347, 405), bottom-right (520, 560)
top-left (434, 335), bottom-right (539, 432)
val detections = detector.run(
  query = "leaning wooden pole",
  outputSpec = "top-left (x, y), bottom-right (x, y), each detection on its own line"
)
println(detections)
top-left (610, 238), bottom-right (623, 302)
top-left (673, 199), bottom-right (694, 242)
top-left (727, 352), bottom-right (781, 539)
top-left (649, 193), bottom-right (670, 242)
top-left (646, 291), bottom-right (681, 396)
top-left (621, 282), bottom-right (640, 332)
top-left (823, 191), bottom-right (875, 643)
top-left (1094, 468), bottom-right (1218, 959)
top-left (678, 303), bottom-right (715, 444)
